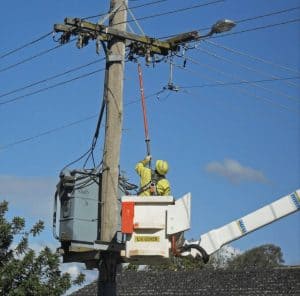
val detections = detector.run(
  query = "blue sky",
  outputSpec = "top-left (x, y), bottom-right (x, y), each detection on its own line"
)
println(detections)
top-left (1, 0), bottom-right (299, 285)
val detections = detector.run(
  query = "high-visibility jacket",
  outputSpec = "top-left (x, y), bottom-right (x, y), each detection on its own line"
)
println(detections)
top-left (135, 160), bottom-right (171, 196)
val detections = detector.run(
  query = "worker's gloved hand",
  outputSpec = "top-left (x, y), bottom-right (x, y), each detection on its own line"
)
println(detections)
top-left (143, 155), bottom-right (152, 164)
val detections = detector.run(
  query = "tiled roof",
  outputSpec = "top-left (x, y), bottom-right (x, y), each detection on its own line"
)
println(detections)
top-left (72, 267), bottom-right (300, 296)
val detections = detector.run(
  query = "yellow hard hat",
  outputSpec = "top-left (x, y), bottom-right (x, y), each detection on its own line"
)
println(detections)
top-left (155, 160), bottom-right (169, 175)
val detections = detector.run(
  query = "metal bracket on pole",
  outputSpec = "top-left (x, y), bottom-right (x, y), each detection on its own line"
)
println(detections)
top-left (107, 54), bottom-right (123, 63)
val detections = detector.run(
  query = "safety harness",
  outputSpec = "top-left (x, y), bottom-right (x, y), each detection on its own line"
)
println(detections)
top-left (137, 170), bottom-right (166, 195)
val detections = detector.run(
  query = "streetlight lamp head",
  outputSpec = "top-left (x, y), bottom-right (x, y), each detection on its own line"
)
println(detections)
top-left (211, 19), bottom-right (236, 34)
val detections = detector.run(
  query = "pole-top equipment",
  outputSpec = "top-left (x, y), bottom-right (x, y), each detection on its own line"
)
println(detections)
top-left (210, 19), bottom-right (236, 34)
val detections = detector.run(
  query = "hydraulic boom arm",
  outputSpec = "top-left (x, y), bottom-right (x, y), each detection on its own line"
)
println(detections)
top-left (182, 189), bottom-right (300, 260)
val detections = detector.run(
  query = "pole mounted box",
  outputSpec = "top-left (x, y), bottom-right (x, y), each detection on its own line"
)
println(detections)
top-left (54, 170), bottom-right (101, 251)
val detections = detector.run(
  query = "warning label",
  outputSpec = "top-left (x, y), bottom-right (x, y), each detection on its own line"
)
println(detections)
top-left (134, 236), bottom-right (160, 242)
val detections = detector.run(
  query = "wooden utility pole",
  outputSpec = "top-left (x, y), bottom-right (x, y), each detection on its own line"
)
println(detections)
top-left (100, 0), bottom-right (127, 246)
top-left (97, 0), bottom-right (127, 294)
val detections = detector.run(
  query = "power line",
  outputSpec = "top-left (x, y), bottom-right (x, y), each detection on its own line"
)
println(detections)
top-left (0, 31), bottom-right (52, 60)
top-left (0, 58), bottom-right (104, 99)
top-left (0, 90), bottom-right (161, 150)
top-left (0, 115), bottom-right (98, 150)
top-left (179, 76), bottom-right (300, 88)
top-left (3, 4), bottom-right (297, 72)
top-left (3, 69), bottom-right (299, 151)
top-left (235, 6), bottom-right (300, 25)
top-left (0, 68), bottom-right (104, 106)
top-left (0, 39), bottom-right (75, 74)
top-left (205, 39), bottom-right (300, 76)
top-left (159, 6), bottom-right (300, 39)
top-left (0, 43), bottom-right (62, 74)
top-left (83, 0), bottom-right (169, 20)
top-left (10, 4), bottom-right (295, 81)
top-left (114, 0), bottom-right (224, 26)
top-left (177, 57), bottom-right (299, 113)
top-left (196, 47), bottom-right (300, 102)
top-left (212, 18), bottom-right (300, 39)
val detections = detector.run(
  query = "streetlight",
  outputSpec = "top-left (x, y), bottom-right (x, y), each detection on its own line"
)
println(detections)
top-left (202, 19), bottom-right (236, 38)
top-left (211, 19), bottom-right (236, 34)
top-left (164, 19), bottom-right (235, 91)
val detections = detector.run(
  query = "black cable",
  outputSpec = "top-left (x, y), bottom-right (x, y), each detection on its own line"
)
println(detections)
top-left (158, 6), bottom-right (300, 40)
top-left (181, 244), bottom-right (209, 264)
top-left (179, 76), bottom-right (300, 89)
top-left (212, 18), bottom-right (300, 39)
top-left (83, 0), bottom-right (169, 20)
top-left (0, 44), bottom-right (61, 74)
top-left (193, 46), bottom-right (299, 101)
top-left (83, 98), bottom-right (106, 168)
top-left (61, 147), bottom-right (94, 173)
top-left (171, 18), bottom-right (300, 42)
top-left (0, 58), bottom-right (105, 99)
top-left (3, 3), bottom-right (297, 76)
top-left (1, 115), bottom-right (97, 151)
top-left (0, 39), bottom-right (75, 74)
top-left (0, 31), bottom-right (52, 60)
top-left (205, 40), bottom-right (300, 76)
top-left (0, 68), bottom-right (105, 106)
top-left (74, 175), bottom-right (100, 190)
top-left (81, 42), bottom-right (109, 169)
top-left (0, 89), bottom-right (163, 150)
top-left (2, 68), bottom-right (299, 151)
top-left (236, 6), bottom-right (300, 25)
top-left (175, 61), bottom-right (299, 113)
top-left (113, 0), bottom-right (224, 26)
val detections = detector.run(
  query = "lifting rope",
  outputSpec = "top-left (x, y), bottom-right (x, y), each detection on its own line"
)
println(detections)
top-left (137, 63), bottom-right (152, 168)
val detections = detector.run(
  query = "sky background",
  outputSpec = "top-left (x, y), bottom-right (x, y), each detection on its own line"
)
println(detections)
top-left (1, 0), bottom-right (300, 293)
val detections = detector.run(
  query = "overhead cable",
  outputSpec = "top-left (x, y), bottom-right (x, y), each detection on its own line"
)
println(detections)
top-left (178, 57), bottom-right (299, 113)
top-left (114, 0), bottom-right (224, 26)
top-left (0, 58), bottom-right (104, 99)
top-left (0, 31), bottom-right (52, 60)
top-left (0, 68), bottom-right (104, 106)
top-left (212, 18), bottom-right (300, 39)
top-left (3, 70), bottom-right (299, 151)
top-left (0, 115), bottom-right (97, 151)
top-left (179, 77), bottom-right (300, 88)
top-left (205, 39), bottom-right (300, 76)
top-left (235, 6), bottom-right (300, 25)
top-left (0, 90), bottom-right (162, 150)
top-left (0, 43), bottom-right (62, 74)
top-left (159, 6), bottom-right (300, 40)
top-left (196, 47), bottom-right (300, 102)
top-left (83, 0), bottom-right (169, 20)
top-left (83, 93), bottom-right (107, 168)
top-left (0, 39), bottom-right (75, 74)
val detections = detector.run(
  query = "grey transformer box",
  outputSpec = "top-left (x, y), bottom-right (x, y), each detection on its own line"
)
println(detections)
top-left (53, 169), bottom-right (101, 248)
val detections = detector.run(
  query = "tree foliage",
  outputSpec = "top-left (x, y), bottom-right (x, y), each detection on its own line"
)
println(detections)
top-left (226, 244), bottom-right (284, 269)
top-left (0, 200), bottom-right (85, 296)
top-left (123, 243), bottom-right (285, 272)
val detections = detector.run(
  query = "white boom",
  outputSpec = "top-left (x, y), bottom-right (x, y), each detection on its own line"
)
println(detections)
top-left (182, 189), bottom-right (300, 260)
top-left (120, 189), bottom-right (299, 264)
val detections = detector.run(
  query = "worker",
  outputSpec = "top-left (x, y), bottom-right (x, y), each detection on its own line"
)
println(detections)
top-left (135, 155), bottom-right (171, 196)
